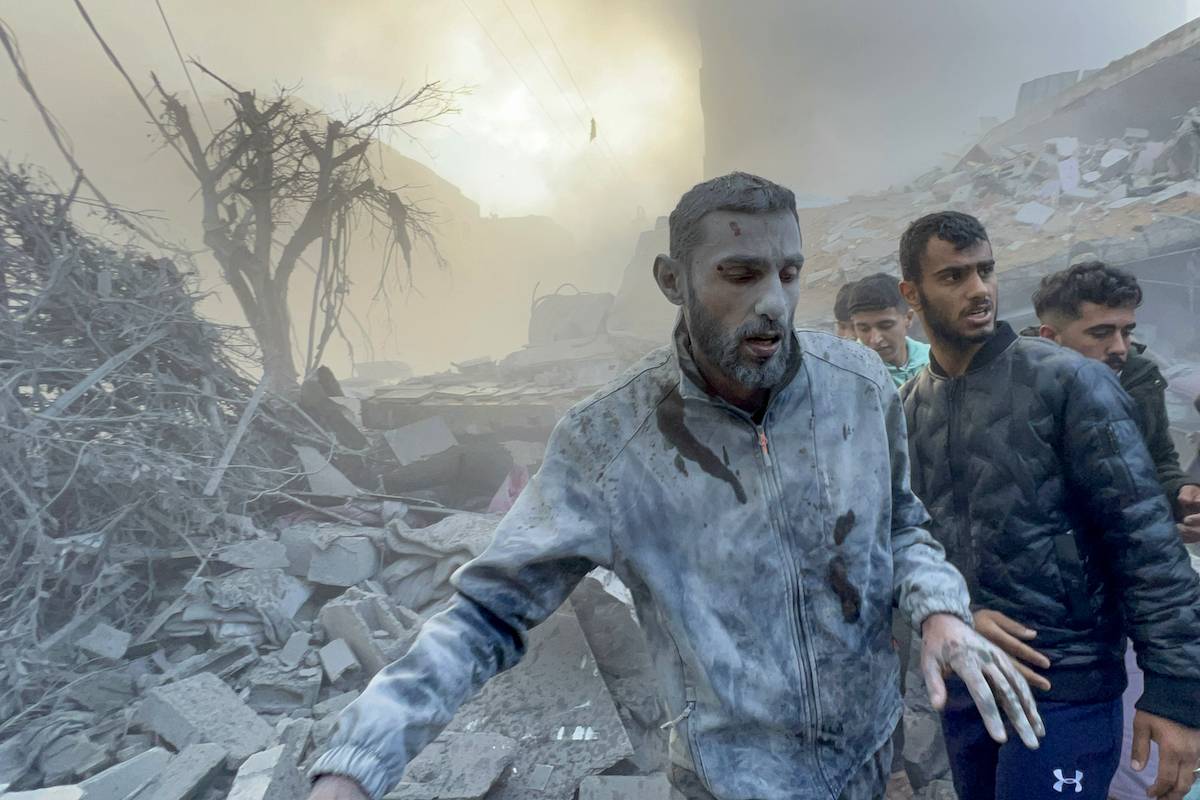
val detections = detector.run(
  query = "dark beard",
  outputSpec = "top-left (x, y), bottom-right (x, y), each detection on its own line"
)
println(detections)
top-left (917, 286), bottom-right (996, 349)
top-left (687, 291), bottom-right (792, 390)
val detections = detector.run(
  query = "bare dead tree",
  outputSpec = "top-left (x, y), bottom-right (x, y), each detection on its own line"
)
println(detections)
top-left (149, 65), bottom-right (456, 389)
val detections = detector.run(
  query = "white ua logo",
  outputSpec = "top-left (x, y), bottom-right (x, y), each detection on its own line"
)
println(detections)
top-left (1053, 769), bottom-right (1084, 793)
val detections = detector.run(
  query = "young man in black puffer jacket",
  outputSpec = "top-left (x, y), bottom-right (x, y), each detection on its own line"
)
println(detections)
top-left (1029, 261), bottom-right (1200, 800)
top-left (897, 211), bottom-right (1200, 800)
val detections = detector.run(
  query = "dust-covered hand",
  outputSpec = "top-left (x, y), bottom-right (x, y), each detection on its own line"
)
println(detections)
top-left (920, 612), bottom-right (1045, 749)
top-left (1177, 484), bottom-right (1200, 543)
top-left (308, 775), bottom-right (370, 800)
top-left (1132, 710), bottom-right (1200, 800)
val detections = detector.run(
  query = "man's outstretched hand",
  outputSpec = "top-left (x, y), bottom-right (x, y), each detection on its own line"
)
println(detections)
top-left (920, 612), bottom-right (1045, 749)
top-left (309, 775), bottom-right (369, 800)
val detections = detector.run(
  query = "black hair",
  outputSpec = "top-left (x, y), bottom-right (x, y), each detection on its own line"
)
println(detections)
top-left (1032, 260), bottom-right (1143, 323)
top-left (669, 172), bottom-right (798, 266)
top-left (834, 280), bottom-right (857, 323)
top-left (899, 211), bottom-right (989, 283)
top-left (847, 272), bottom-right (906, 315)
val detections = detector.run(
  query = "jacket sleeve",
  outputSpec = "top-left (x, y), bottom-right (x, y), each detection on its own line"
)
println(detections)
top-left (1062, 360), bottom-right (1200, 729)
top-left (1137, 376), bottom-right (1192, 518)
top-left (309, 414), bottom-right (614, 799)
top-left (885, 373), bottom-right (973, 630)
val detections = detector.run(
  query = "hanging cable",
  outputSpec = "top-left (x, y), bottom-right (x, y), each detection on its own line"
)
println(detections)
top-left (154, 0), bottom-right (215, 134)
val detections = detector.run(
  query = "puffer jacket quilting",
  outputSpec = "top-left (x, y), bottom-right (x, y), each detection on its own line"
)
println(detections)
top-left (311, 324), bottom-right (973, 800)
top-left (901, 322), bottom-right (1200, 726)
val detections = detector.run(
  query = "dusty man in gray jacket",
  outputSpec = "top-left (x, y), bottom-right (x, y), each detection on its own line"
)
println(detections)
top-left (308, 172), bottom-right (1043, 800)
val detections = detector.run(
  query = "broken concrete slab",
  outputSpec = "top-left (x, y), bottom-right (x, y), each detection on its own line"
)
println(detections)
top-left (387, 732), bottom-right (517, 800)
top-left (165, 641), bottom-right (259, 684)
top-left (274, 717), bottom-right (313, 766)
top-left (441, 610), bottom-right (633, 800)
top-left (64, 671), bottom-right (135, 714)
top-left (294, 445), bottom-right (362, 497)
top-left (75, 623), bottom-right (131, 662)
top-left (277, 631), bottom-right (310, 670)
top-left (145, 744), bottom-right (226, 800)
top-left (216, 540), bottom-right (289, 570)
top-left (1100, 147), bottom-right (1132, 178)
top-left (577, 773), bottom-right (672, 800)
top-left (244, 661), bottom-right (322, 714)
top-left (78, 747), bottom-right (172, 800)
top-left (317, 639), bottom-right (360, 683)
top-left (37, 734), bottom-right (108, 786)
top-left (226, 745), bottom-right (305, 800)
top-left (137, 672), bottom-right (274, 765)
top-left (318, 587), bottom-right (420, 676)
top-left (1150, 179), bottom-right (1200, 204)
top-left (1047, 136), bottom-right (1078, 158)
top-left (1014, 201), bottom-right (1056, 226)
top-left (308, 536), bottom-right (378, 587)
top-left (1, 788), bottom-right (84, 800)
top-left (383, 416), bottom-right (458, 467)
top-left (311, 691), bottom-right (360, 749)
top-left (279, 522), bottom-right (380, 587)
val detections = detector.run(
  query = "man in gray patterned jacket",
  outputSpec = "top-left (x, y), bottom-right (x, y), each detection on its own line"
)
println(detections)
top-left (307, 173), bottom-right (1043, 800)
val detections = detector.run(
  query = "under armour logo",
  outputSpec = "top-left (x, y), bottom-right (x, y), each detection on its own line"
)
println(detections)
top-left (1053, 769), bottom-right (1083, 793)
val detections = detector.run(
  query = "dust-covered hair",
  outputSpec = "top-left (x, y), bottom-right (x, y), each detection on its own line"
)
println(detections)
top-left (669, 172), bottom-right (798, 266)
top-left (1032, 261), bottom-right (1142, 324)
top-left (899, 211), bottom-right (989, 283)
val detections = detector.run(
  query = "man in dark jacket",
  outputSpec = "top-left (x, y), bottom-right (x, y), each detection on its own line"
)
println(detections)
top-left (896, 211), bottom-right (1200, 800)
top-left (1030, 261), bottom-right (1200, 800)
top-left (1031, 261), bottom-right (1200, 539)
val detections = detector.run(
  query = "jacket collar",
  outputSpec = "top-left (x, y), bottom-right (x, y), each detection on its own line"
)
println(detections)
top-left (671, 314), bottom-right (803, 410)
top-left (928, 320), bottom-right (1018, 378)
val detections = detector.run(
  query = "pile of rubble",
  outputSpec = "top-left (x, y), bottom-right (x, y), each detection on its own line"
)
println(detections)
top-left (0, 165), bottom-right (669, 800)
top-left (0, 503), bottom-right (669, 800)
top-left (796, 105), bottom-right (1200, 293)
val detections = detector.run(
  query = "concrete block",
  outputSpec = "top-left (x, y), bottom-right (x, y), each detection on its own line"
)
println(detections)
top-left (145, 744), bottom-right (227, 800)
top-left (78, 748), bottom-right (172, 800)
top-left (137, 672), bottom-right (274, 765)
top-left (318, 588), bottom-right (419, 675)
top-left (244, 661), bottom-right (322, 714)
top-left (577, 774), bottom-right (672, 800)
top-left (76, 624), bottom-right (131, 662)
top-left (277, 632), bottom-right (310, 669)
top-left (317, 639), bottom-right (359, 683)
top-left (226, 746), bottom-right (305, 800)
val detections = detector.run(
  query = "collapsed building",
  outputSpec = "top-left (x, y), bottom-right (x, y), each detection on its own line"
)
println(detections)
top-left (4, 15), bottom-right (1200, 800)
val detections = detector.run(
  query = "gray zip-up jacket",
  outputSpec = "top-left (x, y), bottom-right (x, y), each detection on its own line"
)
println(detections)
top-left (311, 324), bottom-right (972, 800)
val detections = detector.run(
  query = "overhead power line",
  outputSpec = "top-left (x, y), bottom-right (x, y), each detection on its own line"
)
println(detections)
top-left (458, 0), bottom-right (574, 146)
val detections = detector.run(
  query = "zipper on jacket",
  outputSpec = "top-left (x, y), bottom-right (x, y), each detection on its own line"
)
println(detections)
top-left (660, 686), bottom-right (696, 730)
top-left (754, 423), bottom-right (821, 747)
top-left (946, 379), bottom-right (977, 590)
